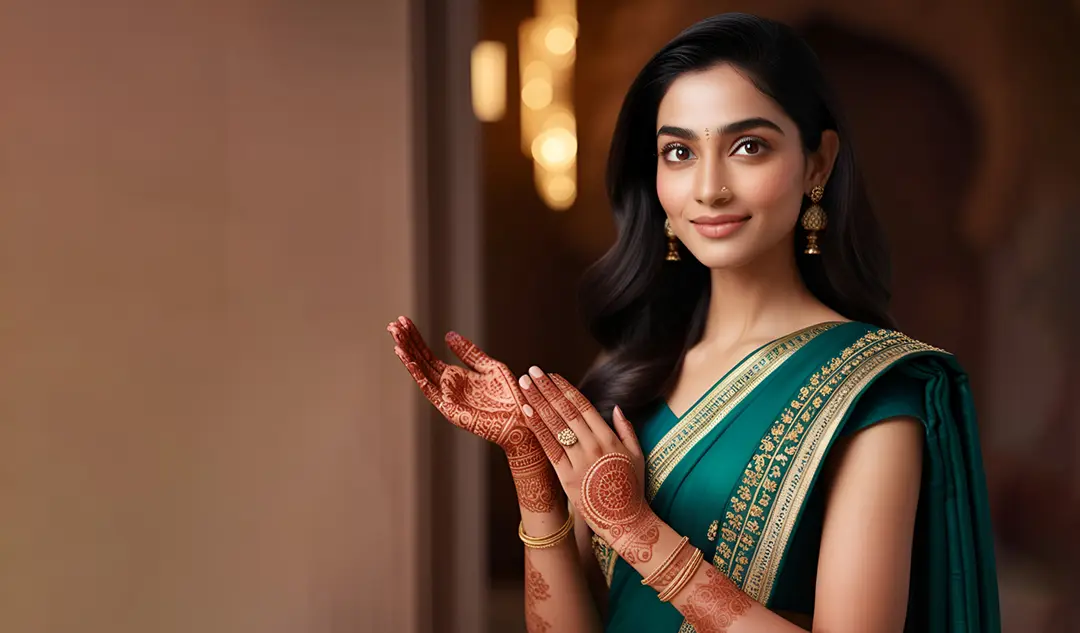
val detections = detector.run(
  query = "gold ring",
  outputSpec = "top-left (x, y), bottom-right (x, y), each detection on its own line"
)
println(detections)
top-left (556, 428), bottom-right (579, 447)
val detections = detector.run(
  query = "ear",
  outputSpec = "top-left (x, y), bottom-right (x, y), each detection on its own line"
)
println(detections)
top-left (804, 129), bottom-right (840, 191)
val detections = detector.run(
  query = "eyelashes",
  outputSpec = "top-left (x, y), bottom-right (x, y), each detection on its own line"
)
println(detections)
top-left (659, 142), bottom-right (694, 162)
top-left (732, 137), bottom-right (769, 156)
top-left (657, 136), bottom-right (771, 163)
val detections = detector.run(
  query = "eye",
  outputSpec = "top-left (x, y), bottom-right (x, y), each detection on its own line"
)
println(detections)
top-left (660, 143), bottom-right (696, 163)
top-left (732, 137), bottom-right (768, 156)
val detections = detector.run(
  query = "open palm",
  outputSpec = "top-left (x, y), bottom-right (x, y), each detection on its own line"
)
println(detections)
top-left (387, 316), bottom-right (563, 512)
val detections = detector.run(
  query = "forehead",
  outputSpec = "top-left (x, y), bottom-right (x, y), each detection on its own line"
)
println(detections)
top-left (656, 63), bottom-right (789, 130)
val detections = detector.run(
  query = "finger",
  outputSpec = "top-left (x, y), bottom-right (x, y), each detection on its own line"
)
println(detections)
top-left (520, 374), bottom-right (596, 461)
top-left (520, 374), bottom-right (584, 456)
top-left (397, 316), bottom-right (448, 374)
top-left (526, 367), bottom-right (586, 427)
top-left (613, 405), bottom-right (644, 460)
top-left (390, 325), bottom-right (441, 387)
top-left (549, 373), bottom-right (592, 414)
top-left (520, 400), bottom-right (566, 467)
top-left (394, 345), bottom-right (442, 406)
top-left (445, 331), bottom-right (499, 372)
top-left (548, 372), bottom-right (619, 447)
top-left (389, 318), bottom-right (444, 381)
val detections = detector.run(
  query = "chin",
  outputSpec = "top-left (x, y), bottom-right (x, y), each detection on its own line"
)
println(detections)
top-left (684, 244), bottom-right (761, 270)
top-left (680, 225), bottom-right (763, 268)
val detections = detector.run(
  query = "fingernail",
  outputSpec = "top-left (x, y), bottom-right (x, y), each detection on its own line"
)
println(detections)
top-left (529, 366), bottom-right (544, 378)
top-left (614, 405), bottom-right (625, 421)
top-left (522, 404), bottom-right (534, 417)
top-left (398, 316), bottom-right (408, 326)
top-left (519, 375), bottom-right (532, 389)
top-left (447, 331), bottom-right (460, 341)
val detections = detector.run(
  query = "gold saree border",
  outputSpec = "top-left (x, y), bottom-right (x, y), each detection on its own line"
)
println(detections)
top-left (591, 534), bottom-right (617, 587)
top-left (708, 329), bottom-right (942, 607)
top-left (645, 322), bottom-right (839, 502)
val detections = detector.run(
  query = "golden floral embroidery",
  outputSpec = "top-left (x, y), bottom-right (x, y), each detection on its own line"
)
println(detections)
top-left (645, 324), bottom-right (838, 500)
top-left (710, 329), bottom-right (942, 596)
top-left (707, 519), bottom-right (719, 541)
top-left (591, 534), bottom-right (618, 587)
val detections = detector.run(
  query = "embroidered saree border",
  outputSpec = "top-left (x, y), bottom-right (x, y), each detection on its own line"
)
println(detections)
top-left (749, 334), bottom-right (941, 603)
top-left (645, 323), bottom-right (838, 501)
top-left (592, 534), bottom-right (618, 587)
top-left (709, 329), bottom-right (942, 606)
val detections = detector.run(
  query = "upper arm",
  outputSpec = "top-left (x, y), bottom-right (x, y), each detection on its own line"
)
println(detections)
top-left (812, 416), bottom-right (923, 633)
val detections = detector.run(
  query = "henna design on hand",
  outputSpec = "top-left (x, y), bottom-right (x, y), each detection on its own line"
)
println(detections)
top-left (506, 426), bottom-right (560, 513)
top-left (549, 374), bottom-right (594, 415)
top-left (388, 317), bottom-right (559, 512)
top-left (579, 453), bottom-right (659, 564)
top-left (613, 513), bottom-right (661, 565)
top-left (680, 565), bottom-right (752, 633)
top-left (524, 552), bottom-right (552, 633)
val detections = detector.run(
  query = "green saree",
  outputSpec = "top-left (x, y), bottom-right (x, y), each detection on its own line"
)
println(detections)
top-left (595, 322), bottom-right (1000, 632)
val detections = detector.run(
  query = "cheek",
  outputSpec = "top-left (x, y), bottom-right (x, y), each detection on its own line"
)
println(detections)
top-left (738, 161), bottom-right (804, 221)
top-left (655, 168), bottom-right (690, 216)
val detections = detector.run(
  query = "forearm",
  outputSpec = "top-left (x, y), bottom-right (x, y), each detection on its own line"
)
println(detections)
top-left (520, 507), bottom-right (604, 633)
top-left (623, 519), bottom-right (805, 633)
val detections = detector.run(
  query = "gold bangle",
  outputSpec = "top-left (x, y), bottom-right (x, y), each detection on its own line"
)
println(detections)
top-left (519, 510), bottom-right (574, 549)
top-left (657, 549), bottom-right (698, 602)
top-left (658, 548), bottom-right (702, 602)
top-left (640, 536), bottom-right (689, 586)
top-left (657, 547), bottom-right (703, 603)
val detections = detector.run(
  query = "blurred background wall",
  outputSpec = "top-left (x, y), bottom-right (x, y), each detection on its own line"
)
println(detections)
top-left (0, 1), bottom-right (440, 631)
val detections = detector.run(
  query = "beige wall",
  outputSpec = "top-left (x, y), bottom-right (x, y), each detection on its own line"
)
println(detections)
top-left (0, 1), bottom-right (422, 632)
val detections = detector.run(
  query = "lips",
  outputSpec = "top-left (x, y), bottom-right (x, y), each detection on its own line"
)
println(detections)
top-left (690, 214), bottom-right (750, 225)
top-left (689, 215), bottom-right (750, 239)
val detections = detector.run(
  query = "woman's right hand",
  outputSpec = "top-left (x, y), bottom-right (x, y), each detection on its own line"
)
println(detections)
top-left (387, 316), bottom-right (564, 513)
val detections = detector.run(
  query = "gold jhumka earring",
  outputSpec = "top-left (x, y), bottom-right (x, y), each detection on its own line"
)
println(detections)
top-left (801, 185), bottom-right (827, 255)
top-left (664, 219), bottom-right (680, 261)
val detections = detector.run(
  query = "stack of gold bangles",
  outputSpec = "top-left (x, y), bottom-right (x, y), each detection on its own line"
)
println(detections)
top-left (640, 535), bottom-right (705, 603)
top-left (518, 509), bottom-right (575, 549)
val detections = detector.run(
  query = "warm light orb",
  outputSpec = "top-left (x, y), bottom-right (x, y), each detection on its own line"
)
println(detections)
top-left (531, 127), bottom-right (577, 170)
top-left (469, 41), bottom-right (506, 122)
top-left (520, 1), bottom-right (578, 211)
top-left (521, 78), bottom-right (553, 110)
top-left (539, 170), bottom-right (576, 211)
top-left (544, 25), bottom-right (576, 55)
top-left (547, 175), bottom-right (576, 204)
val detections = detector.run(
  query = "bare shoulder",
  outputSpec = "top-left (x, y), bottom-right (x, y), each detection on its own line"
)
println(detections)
top-left (814, 416), bottom-right (923, 630)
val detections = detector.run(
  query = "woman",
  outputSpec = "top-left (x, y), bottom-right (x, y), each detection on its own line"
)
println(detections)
top-left (388, 13), bottom-right (999, 633)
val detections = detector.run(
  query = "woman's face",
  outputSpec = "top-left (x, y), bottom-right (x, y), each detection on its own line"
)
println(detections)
top-left (655, 63), bottom-right (829, 270)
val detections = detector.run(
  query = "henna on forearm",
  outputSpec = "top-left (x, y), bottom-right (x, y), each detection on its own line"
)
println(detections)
top-left (524, 552), bottom-right (553, 633)
top-left (504, 424), bottom-right (561, 513)
top-left (511, 456), bottom-right (561, 513)
top-left (611, 512), bottom-right (661, 564)
top-left (676, 565), bottom-right (752, 633)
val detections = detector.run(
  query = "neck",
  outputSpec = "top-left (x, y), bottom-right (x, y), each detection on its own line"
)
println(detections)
top-left (700, 237), bottom-right (818, 346)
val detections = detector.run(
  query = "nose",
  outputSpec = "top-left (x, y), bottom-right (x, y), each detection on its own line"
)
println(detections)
top-left (694, 157), bottom-right (733, 207)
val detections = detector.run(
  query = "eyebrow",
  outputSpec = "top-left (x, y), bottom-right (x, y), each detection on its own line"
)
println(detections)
top-left (656, 117), bottom-right (785, 139)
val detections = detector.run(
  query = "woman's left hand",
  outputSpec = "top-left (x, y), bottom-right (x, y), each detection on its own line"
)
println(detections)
top-left (518, 367), bottom-right (664, 565)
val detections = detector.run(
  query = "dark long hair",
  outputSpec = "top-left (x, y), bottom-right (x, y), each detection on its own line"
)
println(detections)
top-left (578, 13), bottom-right (894, 422)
